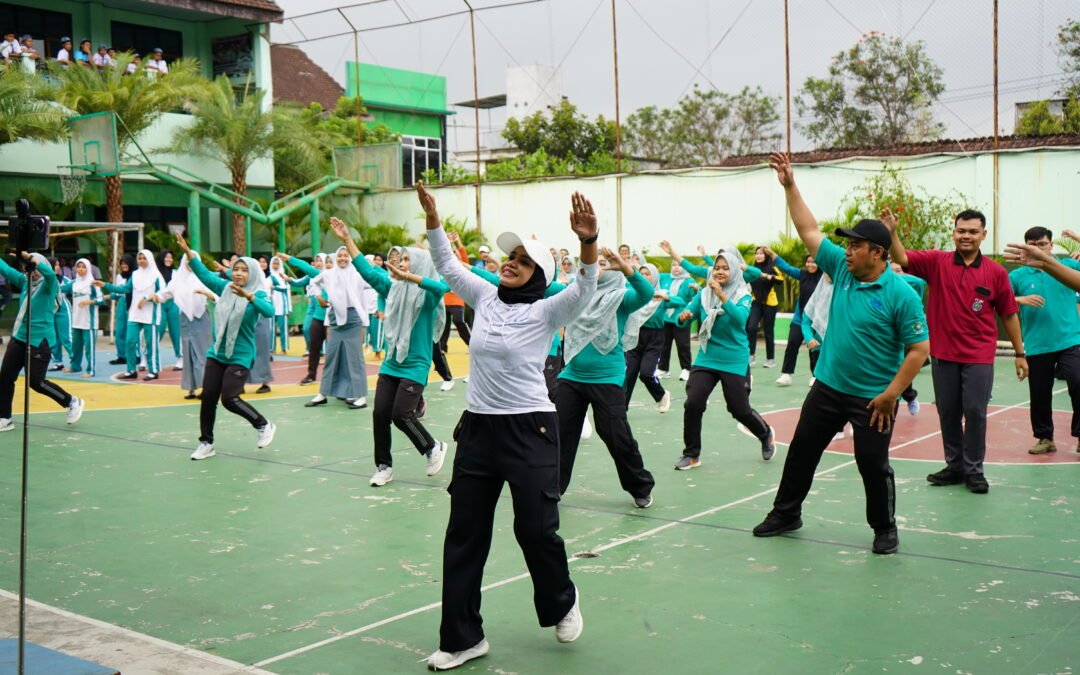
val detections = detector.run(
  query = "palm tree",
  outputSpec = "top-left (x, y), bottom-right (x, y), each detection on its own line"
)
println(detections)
top-left (167, 74), bottom-right (320, 253)
top-left (45, 53), bottom-right (206, 222)
top-left (0, 64), bottom-right (67, 145)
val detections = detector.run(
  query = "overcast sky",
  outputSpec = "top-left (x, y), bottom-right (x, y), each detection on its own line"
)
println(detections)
top-left (272, 0), bottom-right (1077, 154)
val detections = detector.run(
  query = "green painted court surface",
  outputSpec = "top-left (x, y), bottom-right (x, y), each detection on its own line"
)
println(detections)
top-left (2, 358), bottom-right (1078, 673)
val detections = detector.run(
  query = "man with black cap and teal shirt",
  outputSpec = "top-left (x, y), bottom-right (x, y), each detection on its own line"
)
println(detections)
top-left (752, 153), bottom-right (930, 555)
top-left (888, 208), bottom-right (1025, 495)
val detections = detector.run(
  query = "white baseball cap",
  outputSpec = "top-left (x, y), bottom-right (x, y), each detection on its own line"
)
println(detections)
top-left (496, 231), bottom-right (556, 288)
top-left (478, 245), bottom-right (490, 253)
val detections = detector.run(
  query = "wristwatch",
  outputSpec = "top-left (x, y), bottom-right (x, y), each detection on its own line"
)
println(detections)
top-left (579, 233), bottom-right (599, 245)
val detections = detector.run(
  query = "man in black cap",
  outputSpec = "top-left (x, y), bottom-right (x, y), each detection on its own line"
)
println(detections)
top-left (752, 153), bottom-right (930, 555)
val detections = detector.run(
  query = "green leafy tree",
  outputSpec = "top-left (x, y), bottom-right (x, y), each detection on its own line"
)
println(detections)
top-left (166, 74), bottom-right (322, 253)
top-left (625, 86), bottom-right (780, 167)
top-left (0, 65), bottom-right (67, 146)
top-left (502, 99), bottom-right (615, 163)
top-left (1015, 100), bottom-right (1065, 136)
top-left (796, 32), bottom-right (945, 148)
top-left (45, 53), bottom-right (206, 223)
top-left (1065, 98), bottom-right (1080, 133)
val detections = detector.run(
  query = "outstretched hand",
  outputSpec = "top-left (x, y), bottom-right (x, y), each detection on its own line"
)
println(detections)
top-left (416, 181), bottom-right (439, 229)
top-left (1003, 242), bottom-right (1054, 269)
top-left (569, 192), bottom-right (597, 241)
top-left (768, 152), bottom-right (794, 188)
top-left (600, 246), bottom-right (632, 275)
top-left (329, 216), bottom-right (350, 241)
top-left (385, 261), bottom-right (409, 281)
top-left (276, 252), bottom-right (292, 263)
top-left (229, 282), bottom-right (252, 301)
top-left (878, 207), bottom-right (899, 232)
top-left (91, 280), bottom-right (105, 288)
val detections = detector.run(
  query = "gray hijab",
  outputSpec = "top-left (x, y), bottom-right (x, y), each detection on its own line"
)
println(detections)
top-left (623, 263), bottom-right (664, 351)
top-left (383, 246), bottom-right (446, 363)
top-left (697, 246), bottom-right (751, 353)
top-left (563, 269), bottom-right (627, 364)
top-left (213, 256), bottom-right (265, 359)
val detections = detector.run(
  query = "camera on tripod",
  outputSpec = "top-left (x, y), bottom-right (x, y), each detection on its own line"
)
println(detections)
top-left (5, 199), bottom-right (50, 253)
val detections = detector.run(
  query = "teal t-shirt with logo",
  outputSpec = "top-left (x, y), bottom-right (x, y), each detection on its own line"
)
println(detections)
top-left (812, 239), bottom-right (929, 399)
top-left (1009, 258), bottom-right (1080, 356)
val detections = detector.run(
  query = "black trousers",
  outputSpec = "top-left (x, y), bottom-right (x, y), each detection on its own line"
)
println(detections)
top-left (746, 303), bottom-right (778, 360)
top-left (770, 381), bottom-right (897, 531)
top-left (372, 373), bottom-right (434, 467)
top-left (931, 359), bottom-right (994, 476)
top-left (660, 323), bottom-right (692, 372)
top-left (683, 366), bottom-right (769, 457)
top-left (199, 357), bottom-right (267, 444)
top-left (440, 305), bottom-right (472, 351)
top-left (780, 322), bottom-right (819, 375)
top-left (544, 352), bottom-right (563, 403)
top-left (555, 379), bottom-right (655, 498)
top-left (0, 338), bottom-right (72, 419)
top-left (624, 327), bottom-right (666, 405)
top-left (432, 342), bottom-right (452, 381)
top-left (440, 410), bottom-right (575, 652)
top-left (1027, 345), bottom-right (1080, 439)
top-left (306, 321), bottom-right (327, 381)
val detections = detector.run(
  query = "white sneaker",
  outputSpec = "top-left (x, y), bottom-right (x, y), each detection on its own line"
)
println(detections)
top-left (843, 424), bottom-right (853, 439)
top-left (256, 422), bottom-right (276, 448)
top-left (581, 415), bottom-right (593, 440)
top-left (190, 442), bottom-right (215, 460)
top-left (66, 397), bottom-right (84, 425)
top-left (776, 373), bottom-right (793, 387)
top-left (440, 379), bottom-right (455, 392)
top-left (763, 359), bottom-right (776, 368)
top-left (426, 441), bottom-right (448, 476)
top-left (174, 359), bottom-right (183, 370)
top-left (679, 368), bottom-right (690, 382)
top-left (463, 376), bottom-right (469, 384)
top-left (426, 639), bottom-right (490, 671)
top-left (808, 377), bottom-right (816, 388)
top-left (749, 355), bottom-right (756, 366)
top-left (0, 418), bottom-right (13, 432)
top-left (656, 369), bottom-right (669, 379)
top-left (555, 587), bottom-right (584, 643)
top-left (657, 390), bottom-right (671, 414)
top-left (370, 464), bottom-right (394, 486)
top-left (833, 432), bottom-right (845, 442)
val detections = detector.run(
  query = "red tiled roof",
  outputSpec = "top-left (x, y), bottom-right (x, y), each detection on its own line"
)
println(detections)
top-left (214, 0), bottom-right (282, 12)
top-left (271, 44), bottom-right (344, 111)
top-left (714, 134), bottom-right (1080, 167)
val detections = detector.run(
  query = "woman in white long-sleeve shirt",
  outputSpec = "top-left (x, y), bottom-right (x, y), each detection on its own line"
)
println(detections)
top-left (422, 183), bottom-right (599, 671)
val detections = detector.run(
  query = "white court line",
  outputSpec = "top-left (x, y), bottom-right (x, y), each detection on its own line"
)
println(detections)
top-left (255, 390), bottom-right (1049, 668)
top-left (0, 589), bottom-right (275, 674)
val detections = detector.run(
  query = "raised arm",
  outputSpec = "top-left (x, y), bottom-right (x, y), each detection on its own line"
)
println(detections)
top-left (1004, 243), bottom-right (1080, 292)
top-left (175, 232), bottom-right (227, 295)
top-left (880, 207), bottom-right (908, 268)
top-left (384, 260), bottom-right (449, 299)
top-left (766, 248), bottom-right (803, 279)
top-left (768, 153), bottom-right (825, 258)
top-left (618, 259), bottom-right (654, 313)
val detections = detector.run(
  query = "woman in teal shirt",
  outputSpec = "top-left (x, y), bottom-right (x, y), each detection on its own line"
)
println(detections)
top-left (287, 253), bottom-right (329, 385)
top-left (329, 217), bottom-right (449, 488)
top-left (557, 248), bottom-right (657, 507)
top-left (623, 262), bottom-right (672, 412)
top-left (0, 252), bottom-right (83, 430)
top-left (676, 246), bottom-right (775, 470)
top-left (175, 233), bottom-right (276, 460)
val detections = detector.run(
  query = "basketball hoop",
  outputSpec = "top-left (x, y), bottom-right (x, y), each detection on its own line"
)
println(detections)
top-left (58, 166), bottom-right (90, 205)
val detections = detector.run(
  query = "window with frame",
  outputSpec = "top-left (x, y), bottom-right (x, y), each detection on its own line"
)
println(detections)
top-left (401, 135), bottom-right (442, 187)
top-left (0, 2), bottom-right (71, 60)
top-left (110, 21), bottom-right (181, 62)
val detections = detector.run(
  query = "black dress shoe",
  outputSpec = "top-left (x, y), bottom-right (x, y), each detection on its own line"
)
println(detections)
top-left (256, 384), bottom-right (271, 394)
top-left (304, 398), bottom-right (328, 407)
top-left (752, 512), bottom-right (803, 537)
top-left (299, 376), bottom-right (316, 386)
top-left (143, 373), bottom-right (158, 381)
top-left (184, 392), bottom-right (198, 400)
top-left (346, 399), bottom-right (368, 409)
top-left (118, 371), bottom-right (138, 380)
top-left (965, 473), bottom-right (989, 494)
top-left (926, 467), bottom-right (964, 486)
top-left (872, 528), bottom-right (899, 554)
top-left (108, 357), bottom-right (126, 365)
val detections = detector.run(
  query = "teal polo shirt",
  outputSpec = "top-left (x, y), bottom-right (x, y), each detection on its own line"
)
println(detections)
top-left (686, 291), bottom-right (753, 375)
top-left (1009, 258), bottom-right (1080, 356)
top-left (813, 239), bottom-right (929, 399)
top-left (560, 271), bottom-right (654, 385)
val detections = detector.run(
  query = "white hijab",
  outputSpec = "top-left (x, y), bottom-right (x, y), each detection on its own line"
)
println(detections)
top-left (131, 248), bottom-right (163, 298)
top-left (698, 245), bottom-right (752, 353)
top-left (623, 263), bottom-right (665, 351)
top-left (306, 254), bottom-right (328, 298)
top-left (319, 247), bottom-right (367, 326)
top-left (168, 255), bottom-right (211, 321)
top-left (563, 269), bottom-right (627, 365)
top-left (804, 274), bottom-right (834, 339)
top-left (72, 257), bottom-right (94, 298)
top-left (383, 246), bottom-right (446, 363)
top-left (268, 256), bottom-right (292, 314)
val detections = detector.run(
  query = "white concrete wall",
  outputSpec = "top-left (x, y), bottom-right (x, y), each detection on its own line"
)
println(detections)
top-left (361, 147), bottom-right (1080, 256)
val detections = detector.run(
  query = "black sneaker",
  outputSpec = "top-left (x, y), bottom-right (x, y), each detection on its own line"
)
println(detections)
top-left (761, 427), bottom-right (776, 461)
top-left (108, 357), bottom-right (126, 365)
top-left (48, 363), bottom-right (64, 372)
top-left (752, 512), bottom-right (802, 537)
top-left (256, 384), bottom-right (271, 394)
top-left (872, 527), bottom-right (899, 554)
top-left (965, 473), bottom-right (989, 494)
top-left (926, 467), bottom-right (964, 486)
top-left (118, 371), bottom-right (138, 380)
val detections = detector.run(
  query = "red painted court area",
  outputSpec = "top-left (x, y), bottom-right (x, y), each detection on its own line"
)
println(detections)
top-left (112, 358), bottom-right (382, 386)
top-left (764, 404), bottom-right (1080, 464)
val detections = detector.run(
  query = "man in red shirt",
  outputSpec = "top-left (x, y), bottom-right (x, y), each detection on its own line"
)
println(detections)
top-left (887, 209), bottom-right (1027, 494)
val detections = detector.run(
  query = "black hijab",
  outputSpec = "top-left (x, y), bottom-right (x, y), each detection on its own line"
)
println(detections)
top-left (750, 249), bottom-right (778, 303)
top-left (155, 250), bottom-right (174, 283)
top-left (119, 254), bottom-right (136, 280)
top-left (497, 265), bottom-right (547, 305)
